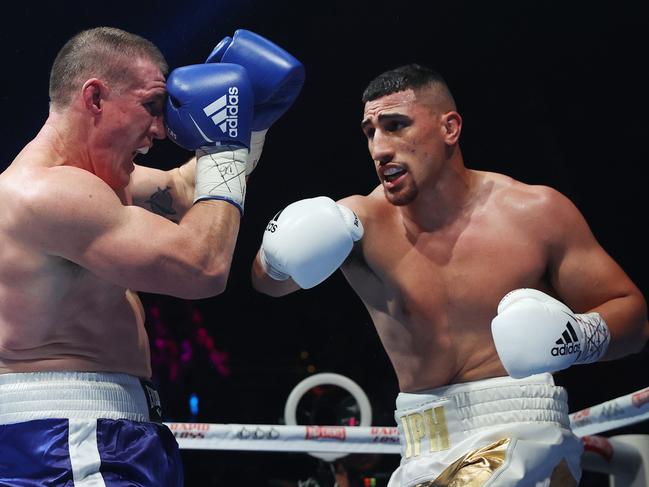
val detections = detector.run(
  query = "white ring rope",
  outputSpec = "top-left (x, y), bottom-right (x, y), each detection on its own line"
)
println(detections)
top-left (167, 423), bottom-right (400, 454)
top-left (166, 384), bottom-right (649, 455)
top-left (570, 386), bottom-right (649, 437)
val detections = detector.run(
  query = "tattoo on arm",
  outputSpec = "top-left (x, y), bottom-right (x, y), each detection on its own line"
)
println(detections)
top-left (146, 187), bottom-right (177, 221)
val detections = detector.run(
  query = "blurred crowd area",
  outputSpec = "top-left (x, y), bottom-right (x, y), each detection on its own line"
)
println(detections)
top-left (141, 292), bottom-right (406, 486)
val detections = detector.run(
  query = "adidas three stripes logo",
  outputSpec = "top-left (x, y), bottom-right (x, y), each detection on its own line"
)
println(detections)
top-left (551, 321), bottom-right (581, 356)
top-left (203, 87), bottom-right (241, 138)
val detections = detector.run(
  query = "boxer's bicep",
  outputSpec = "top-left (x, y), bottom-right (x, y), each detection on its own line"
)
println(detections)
top-left (542, 190), bottom-right (647, 357)
top-left (19, 170), bottom-right (207, 294)
top-left (543, 189), bottom-right (636, 311)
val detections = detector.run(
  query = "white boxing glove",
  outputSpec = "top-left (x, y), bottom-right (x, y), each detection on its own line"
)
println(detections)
top-left (491, 288), bottom-right (611, 379)
top-left (259, 196), bottom-right (364, 289)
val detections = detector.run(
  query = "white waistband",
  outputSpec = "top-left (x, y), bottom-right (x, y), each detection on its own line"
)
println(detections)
top-left (0, 371), bottom-right (152, 424)
top-left (397, 373), bottom-right (556, 408)
top-left (395, 373), bottom-right (569, 433)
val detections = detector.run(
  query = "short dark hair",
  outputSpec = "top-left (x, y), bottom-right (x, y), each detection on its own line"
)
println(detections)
top-left (362, 63), bottom-right (455, 106)
top-left (49, 27), bottom-right (168, 108)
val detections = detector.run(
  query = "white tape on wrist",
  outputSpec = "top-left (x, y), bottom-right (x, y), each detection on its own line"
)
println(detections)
top-left (194, 145), bottom-right (248, 214)
top-left (575, 312), bottom-right (611, 364)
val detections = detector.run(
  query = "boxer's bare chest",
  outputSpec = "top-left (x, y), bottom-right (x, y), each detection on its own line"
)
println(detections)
top-left (359, 208), bottom-right (550, 326)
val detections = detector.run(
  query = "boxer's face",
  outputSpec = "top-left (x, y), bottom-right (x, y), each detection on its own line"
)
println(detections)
top-left (362, 88), bottom-right (447, 206)
top-left (93, 58), bottom-right (166, 190)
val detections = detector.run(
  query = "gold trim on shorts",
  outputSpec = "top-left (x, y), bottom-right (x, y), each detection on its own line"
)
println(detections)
top-left (412, 440), bottom-right (577, 487)
top-left (414, 438), bottom-right (510, 487)
top-left (548, 459), bottom-right (577, 487)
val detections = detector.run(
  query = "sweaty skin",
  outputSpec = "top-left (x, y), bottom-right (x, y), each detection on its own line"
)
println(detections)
top-left (0, 149), bottom-right (152, 377)
top-left (0, 57), bottom-right (239, 379)
top-left (341, 89), bottom-right (645, 392)
top-left (252, 87), bottom-right (647, 393)
top-left (341, 175), bottom-right (559, 391)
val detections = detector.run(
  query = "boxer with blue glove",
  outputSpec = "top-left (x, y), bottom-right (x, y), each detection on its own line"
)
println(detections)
top-left (164, 30), bottom-right (304, 214)
top-left (165, 62), bottom-right (254, 214)
top-left (0, 26), bottom-right (305, 486)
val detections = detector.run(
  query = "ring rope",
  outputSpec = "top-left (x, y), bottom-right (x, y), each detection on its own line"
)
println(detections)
top-left (166, 385), bottom-right (649, 454)
top-left (166, 423), bottom-right (400, 454)
top-left (569, 385), bottom-right (649, 437)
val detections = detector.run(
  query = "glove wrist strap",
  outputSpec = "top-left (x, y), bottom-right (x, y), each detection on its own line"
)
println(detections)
top-left (335, 205), bottom-right (364, 242)
top-left (259, 247), bottom-right (290, 282)
top-left (575, 312), bottom-right (611, 364)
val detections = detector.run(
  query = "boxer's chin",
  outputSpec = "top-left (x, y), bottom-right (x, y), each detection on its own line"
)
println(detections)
top-left (383, 184), bottom-right (418, 206)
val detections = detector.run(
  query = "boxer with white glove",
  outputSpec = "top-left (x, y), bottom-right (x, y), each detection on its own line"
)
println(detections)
top-left (491, 288), bottom-right (611, 378)
top-left (164, 63), bottom-right (254, 214)
top-left (259, 197), bottom-right (363, 289)
top-left (206, 29), bottom-right (305, 175)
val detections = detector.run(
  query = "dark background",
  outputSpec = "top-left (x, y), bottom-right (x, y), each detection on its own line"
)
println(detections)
top-left (2, 1), bottom-right (648, 485)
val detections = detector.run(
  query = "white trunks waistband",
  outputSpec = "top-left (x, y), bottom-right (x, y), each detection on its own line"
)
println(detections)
top-left (395, 373), bottom-right (570, 458)
top-left (0, 371), bottom-right (160, 424)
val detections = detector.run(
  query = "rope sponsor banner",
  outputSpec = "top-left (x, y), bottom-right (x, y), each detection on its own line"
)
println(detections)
top-left (166, 422), bottom-right (401, 453)
top-left (570, 386), bottom-right (649, 437)
top-left (166, 386), bottom-right (649, 454)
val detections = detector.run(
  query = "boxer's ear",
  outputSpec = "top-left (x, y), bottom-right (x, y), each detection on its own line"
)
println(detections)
top-left (82, 79), bottom-right (106, 113)
top-left (442, 111), bottom-right (462, 145)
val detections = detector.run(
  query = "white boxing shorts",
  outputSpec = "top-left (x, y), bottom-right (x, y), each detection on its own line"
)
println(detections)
top-left (388, 373), bottom-right (582, 487)
top-left (0, 371), bottom-right (182, 486)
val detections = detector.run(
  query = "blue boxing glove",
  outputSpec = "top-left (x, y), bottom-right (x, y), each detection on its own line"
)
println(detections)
top-left (165, 63), bottom-right (254, 214)
top-left (206, 29), bottom-right (305, 175)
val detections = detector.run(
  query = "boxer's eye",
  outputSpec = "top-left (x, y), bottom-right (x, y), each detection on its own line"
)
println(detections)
top-left (385, 120), bottom-right (407, 132)
top-left (144, 100), bottom-right (163, 116)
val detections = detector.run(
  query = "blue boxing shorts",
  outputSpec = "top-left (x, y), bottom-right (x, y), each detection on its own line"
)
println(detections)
top-left (0, 372), bottom-right (183, 486)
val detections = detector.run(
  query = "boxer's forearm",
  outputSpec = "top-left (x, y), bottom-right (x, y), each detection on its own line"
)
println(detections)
top-left (492, 288), bottom-right (649, 379)
top-left (130, 161), bottom-right (195, 221)
top-left (592, 293), bottom-right (649, 361)
top-left (251, 252), bottom-right (301, 297)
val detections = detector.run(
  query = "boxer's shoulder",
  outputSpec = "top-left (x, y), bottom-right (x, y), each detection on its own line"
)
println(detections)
top-left (489, 175), bottom-right (566, 213)
top-left (338, 188), bottom-right (393, 226)
top-left (480, 175), bottom-right (579, 235)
